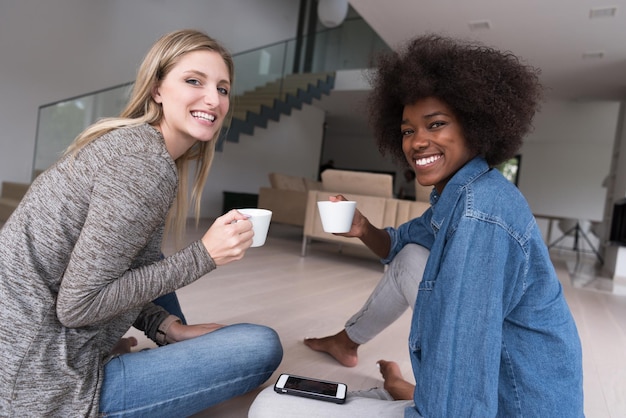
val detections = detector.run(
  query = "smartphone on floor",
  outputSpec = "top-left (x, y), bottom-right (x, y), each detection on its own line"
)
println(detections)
top-left (274, 373), bottom-right (347, 404)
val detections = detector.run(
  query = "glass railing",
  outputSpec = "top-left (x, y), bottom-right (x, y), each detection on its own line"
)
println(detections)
top-left (32, 18), bottom-right (390, 178)
top-left (230, 17), bottom-right (389, 97)
top-left (33, 82), bottom-right (134, 175)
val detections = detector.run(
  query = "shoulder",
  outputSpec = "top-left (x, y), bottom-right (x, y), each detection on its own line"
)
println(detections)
top-left (71, 125), bottom-right (178, 200)
top-left (459, 169), bottom-right (535, 237)
top-left (101, 124), bottom-right (170, 157)
top-left (81, 124), bottom-right (176, 178)
top-left (469, 170), bottom-right (529, 214)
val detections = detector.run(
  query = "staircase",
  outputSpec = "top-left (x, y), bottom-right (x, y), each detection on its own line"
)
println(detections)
top-left (217, 72), bottom-right (335, 150)
top-left (0, 181), bottom-right (30, 223)
top-left (0, 72), bottom-right (336, 222)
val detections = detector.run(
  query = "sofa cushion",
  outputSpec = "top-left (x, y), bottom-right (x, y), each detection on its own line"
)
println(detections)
top-left (414, 181), bottom-right (432, 203)
top-left (321, 169), bottom-right (393, 198)
top-left (268, 172), bottom-right (307, 192)
top-left (304, 178), bottom-right (322, 191)
top-left (302, 189), bottom-right (430, 256)
top-left (258, 187), bottom-right (307, 227)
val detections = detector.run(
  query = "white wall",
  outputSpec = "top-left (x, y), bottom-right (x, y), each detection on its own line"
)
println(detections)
top-left (320, 69), bottom-right (404, 186)
top-left (0, 2), bottom-right (622, 230)
top-left (518, 100), bottom-right (619, 222)
top-left (0, 0), bottom-right (300, 186)
top-left (321, 98), bottom-right (620, 234)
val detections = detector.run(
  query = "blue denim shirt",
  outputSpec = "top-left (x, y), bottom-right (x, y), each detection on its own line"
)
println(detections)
top-left (385, 157), bottom-right (584, 418)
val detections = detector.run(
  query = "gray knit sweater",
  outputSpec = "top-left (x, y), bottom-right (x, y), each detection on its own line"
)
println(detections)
top-left (0, 124), bottom-right (216, 417)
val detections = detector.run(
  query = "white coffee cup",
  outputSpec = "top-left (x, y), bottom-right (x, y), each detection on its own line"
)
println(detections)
top-left (238, 208), bottom-right (272, 247)
top-left (317, 201), bottom-right (356, 233)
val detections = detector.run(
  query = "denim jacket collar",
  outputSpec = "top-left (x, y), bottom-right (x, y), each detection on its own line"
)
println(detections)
top-left (428, 156), bottom-right (490, 235)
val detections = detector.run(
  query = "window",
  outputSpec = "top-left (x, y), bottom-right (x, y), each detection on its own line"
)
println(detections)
top-left (496, 155), bottom-right (521, 186)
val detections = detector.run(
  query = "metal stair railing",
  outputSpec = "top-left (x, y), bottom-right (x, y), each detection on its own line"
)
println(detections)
top-left (218, 72), bottom-right (335, 149)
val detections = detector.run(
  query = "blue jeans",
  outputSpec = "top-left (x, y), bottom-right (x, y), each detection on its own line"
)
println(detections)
top-left (99, 323), bottom-right (283, 417)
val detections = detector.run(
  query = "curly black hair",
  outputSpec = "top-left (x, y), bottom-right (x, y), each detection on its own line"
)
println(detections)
top-left (368, 34), bottom-right (543, 167)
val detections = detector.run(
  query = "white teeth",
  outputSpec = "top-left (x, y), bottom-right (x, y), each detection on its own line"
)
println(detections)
top-left (191, 111), bottom-right (216, 122)
top-left (415, 155), bottom-right (442, 166)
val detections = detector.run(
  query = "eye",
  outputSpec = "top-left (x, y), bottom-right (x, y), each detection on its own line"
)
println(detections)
top-left (429, 121), bottom-right (446, 129)
top-left (217, 86), bottom-right (229, 96)
top-left (186, 78), bottom-right (201, 86)
top-left (401, 128), bottom-right (414, 136)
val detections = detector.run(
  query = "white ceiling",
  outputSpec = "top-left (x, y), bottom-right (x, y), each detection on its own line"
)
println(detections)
top-left (319, 0), bottom-right (626, 136)
top-left (350, 0), bottom-right (626, 101)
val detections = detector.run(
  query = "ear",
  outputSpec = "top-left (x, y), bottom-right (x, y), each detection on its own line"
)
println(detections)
top-left (151, 84), bottom-right (162, 104)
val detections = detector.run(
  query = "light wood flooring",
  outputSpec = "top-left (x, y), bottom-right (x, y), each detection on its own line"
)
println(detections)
top-left (123, 219), bottom-right (626, 417)
top-left (2, 218), bottom-right (621, 417)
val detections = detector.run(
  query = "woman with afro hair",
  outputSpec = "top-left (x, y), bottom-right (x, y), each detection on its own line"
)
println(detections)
top-left (250, 34), bottom-right (583, 417)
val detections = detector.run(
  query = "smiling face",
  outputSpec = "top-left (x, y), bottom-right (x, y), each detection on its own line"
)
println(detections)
top-left (401, 97), bottom-right (477, 194)
top-left (152, 49), bottom-right (231, 160)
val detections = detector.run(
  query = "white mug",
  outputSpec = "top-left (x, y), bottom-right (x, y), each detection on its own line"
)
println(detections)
top-left (237, 208), bottom-right (272, 247)
top-left (317, 201), bottom-right (356, 233)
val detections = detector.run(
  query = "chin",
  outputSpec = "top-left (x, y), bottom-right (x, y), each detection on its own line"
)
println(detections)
top-left (196, 136), bottom-right (215, 143)
top-left (190, 129), bottom-right (217, 142)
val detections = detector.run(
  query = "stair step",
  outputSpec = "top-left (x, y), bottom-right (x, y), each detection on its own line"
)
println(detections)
top-left (283, 72), bottom-right (331, 81)
top-left (1, 181), bottom-right (30, 200)
top-left (237, 92), bottom-right (287, 100)
top-left (218, 71), bottom-right (335, 149)
top-left (234, 97), bottom-right (278, 106)
top-left (256, 76), bottom-right (332, 93)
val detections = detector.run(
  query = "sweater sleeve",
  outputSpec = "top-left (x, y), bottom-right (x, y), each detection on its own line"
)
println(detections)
top-left (56, 153), bottom-right (215, 328)
top-left (133, 303), bottom-right (177, 345)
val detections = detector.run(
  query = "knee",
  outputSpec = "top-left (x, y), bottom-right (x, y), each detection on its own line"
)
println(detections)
top-left (391, 244), bottom-right (430, 271)
top-left (257, 325), bottom-right (283, 367)
top-left (235, 323), bottom-right (283, 368)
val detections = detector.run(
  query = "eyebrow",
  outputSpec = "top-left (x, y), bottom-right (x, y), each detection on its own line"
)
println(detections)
top-left (183, 69), bottom-right (230, 85)
top-left (401, 111), bottom-right (450, 124)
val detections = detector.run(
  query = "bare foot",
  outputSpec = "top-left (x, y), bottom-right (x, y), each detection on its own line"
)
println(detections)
top-left (377, 359), bottom-right (415, 400)
top-left (303, 329), bottom-right (359, 367)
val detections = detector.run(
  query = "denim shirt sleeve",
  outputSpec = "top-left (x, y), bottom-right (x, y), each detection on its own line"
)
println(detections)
top-left (382, 208), bottom-right (434, 264)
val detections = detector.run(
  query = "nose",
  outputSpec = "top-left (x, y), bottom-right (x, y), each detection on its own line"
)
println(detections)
top-left (411, 129), bottom-right (430, 151)
top-left (203, 86), bottom-right (220, 107)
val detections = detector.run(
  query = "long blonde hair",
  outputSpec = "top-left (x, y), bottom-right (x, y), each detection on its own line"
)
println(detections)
top-left (65, 29), bottom-right (235, 246)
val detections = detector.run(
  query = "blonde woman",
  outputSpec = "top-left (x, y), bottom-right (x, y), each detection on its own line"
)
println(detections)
top-left (0, 29), bottom-right (282, 417)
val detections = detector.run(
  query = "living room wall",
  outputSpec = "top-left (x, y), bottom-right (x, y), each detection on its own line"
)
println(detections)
top-left (519, 100), bottom-right (619, 223)
top-left (320, 98), bottom-right (620, 241)
top-left (1, 1), bottom-right (623, 237)
top-left (203, 105), bottom-right (325, 218)
top-left (0, 0), bottom-right (300, 188)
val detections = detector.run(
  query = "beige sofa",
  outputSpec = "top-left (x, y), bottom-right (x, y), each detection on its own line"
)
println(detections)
top-left (301, 169), bottom-right (431, 256)
top-left (257, 172), bottom-right (322, 227)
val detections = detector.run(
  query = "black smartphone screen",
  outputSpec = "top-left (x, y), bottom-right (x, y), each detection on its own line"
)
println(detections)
top-left (284, 376), bottom-right (338, 396)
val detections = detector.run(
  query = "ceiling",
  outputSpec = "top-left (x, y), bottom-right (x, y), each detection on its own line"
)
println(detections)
top-left (318, 0), bottom-right (626, 135)
top-left (354, 0), bottom-right (626, 100)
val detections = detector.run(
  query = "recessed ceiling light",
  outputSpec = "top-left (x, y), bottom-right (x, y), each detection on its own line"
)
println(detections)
top-left (582, 51), bottom-right (605, 59)
top-left (589, 7), bottom-right (617, 18)
top-left (468, 20), bottom-right (491, 31)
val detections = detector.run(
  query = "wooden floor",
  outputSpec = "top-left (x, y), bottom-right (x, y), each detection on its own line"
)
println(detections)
top-left (124, 219), bottom-right (626, 417)
top-left (2, 216), bottom-right (621, 417)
